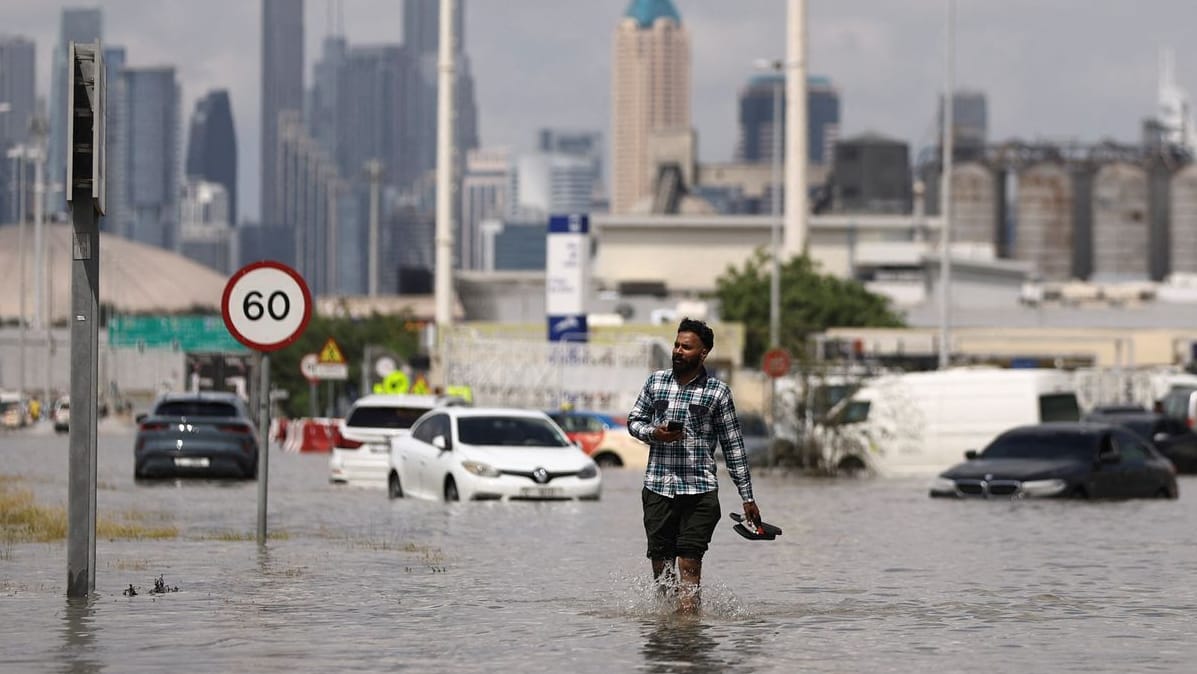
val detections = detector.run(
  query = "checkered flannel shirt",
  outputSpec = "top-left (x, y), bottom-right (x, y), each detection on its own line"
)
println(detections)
top-left (627, 367), bottom-right (755, 502)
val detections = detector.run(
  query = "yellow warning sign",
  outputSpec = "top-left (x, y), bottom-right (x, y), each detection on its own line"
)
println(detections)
top-left (318, 337), bottom-right (346, 364)
top-left (409, 375), bottom-right (430, 395)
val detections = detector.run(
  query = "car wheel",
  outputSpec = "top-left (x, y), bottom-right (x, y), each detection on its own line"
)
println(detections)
top-left (388, 472), bottom-right (404, 499)
top-left (1158, 485), bottom-right (1177, 499)
top-left (444, 476), bottom-right (459, 502)
top-left (594, 452), bottom-right (622, 468)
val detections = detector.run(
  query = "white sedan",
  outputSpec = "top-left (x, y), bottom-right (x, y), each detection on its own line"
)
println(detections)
top-left (387, 407), bottom-right (602, 501)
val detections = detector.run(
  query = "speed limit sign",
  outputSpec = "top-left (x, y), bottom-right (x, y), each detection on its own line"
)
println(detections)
top-left (221, 261), bottom-right (312, 352)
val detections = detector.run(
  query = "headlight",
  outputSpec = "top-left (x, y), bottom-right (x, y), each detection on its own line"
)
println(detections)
top-left (578, 463), bottom-right (598, 479)
top-left (929, 477), bottom-right (957, 495)
top-left (1020, 479), bottom-right (1067, 497)
top-left (461, 460), bottom-right (500, 478)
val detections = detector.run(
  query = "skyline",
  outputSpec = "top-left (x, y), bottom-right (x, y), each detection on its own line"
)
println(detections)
top-left (2, 1), bottom-right (1195, 223)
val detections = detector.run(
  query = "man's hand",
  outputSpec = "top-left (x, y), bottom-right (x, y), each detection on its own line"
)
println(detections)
top-left (653, 424), bottom-right (683, 442)
top-left (742, 501), bottom-right (762, 530)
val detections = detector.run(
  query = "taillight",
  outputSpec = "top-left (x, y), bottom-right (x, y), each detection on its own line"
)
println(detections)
top-left (218, 424), bottom-right (253, 434)
top-left (333, 427), bottom-right (363, 449)
top-left (139, 422), bottom-right (167, 432)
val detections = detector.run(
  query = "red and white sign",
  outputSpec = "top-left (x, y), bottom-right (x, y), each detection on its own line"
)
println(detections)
top-left (300, 353), bottom-right (320, 382)
top-left (761, 348), bottom-right (792, 378)
top-left (221, 261), bottom-right (312, 352)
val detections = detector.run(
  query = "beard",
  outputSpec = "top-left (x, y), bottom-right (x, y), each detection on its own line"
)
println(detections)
top-left (672, 354), bottom-right (702, 378)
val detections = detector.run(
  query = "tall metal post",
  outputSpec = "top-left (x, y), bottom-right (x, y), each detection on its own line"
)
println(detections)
top-left (769, 71), bottom-right (783, 447)
top-left (783, 0), bottom-right (808, 257)
top-left (938, 0), bottom-right (956, 370)
top-left (257, 353), bottom-right (271, 545)
top-left (365, 159), bottom-right (382, 297)
top-left (66, 41), bottom-right (103, 598)
top-left (10, 148), bottom-right (27, 397)
top-left (434, 0), bottom-right (458, 327)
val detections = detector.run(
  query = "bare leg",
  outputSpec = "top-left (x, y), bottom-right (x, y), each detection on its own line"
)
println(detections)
top-left (677, 557), bottom-right (702, 614)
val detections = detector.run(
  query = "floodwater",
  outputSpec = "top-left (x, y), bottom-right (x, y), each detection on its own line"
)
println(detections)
top-left (4, 427), bottom-right (1197, 673)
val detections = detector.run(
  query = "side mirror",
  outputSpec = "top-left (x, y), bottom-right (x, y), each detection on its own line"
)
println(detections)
top-left (1097, 447), bottom-right (1120, 464)
top-left (432, 435), bottom-right (450, 451)
top-left (964, 450), bottom-right (978, 460)
top-left (135, 413), bottom-right (147, 424)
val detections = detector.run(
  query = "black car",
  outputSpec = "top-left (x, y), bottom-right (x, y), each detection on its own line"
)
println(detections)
top-left (134, 392), bottom-right (259, 480)
top-left (1084, 410), bottom-right (1197, 473)
top-left (929, 422), bottom-right (1178, 500)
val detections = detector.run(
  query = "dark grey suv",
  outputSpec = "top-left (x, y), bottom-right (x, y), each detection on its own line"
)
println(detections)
top-left (134, 392), bottom-right (259, 480)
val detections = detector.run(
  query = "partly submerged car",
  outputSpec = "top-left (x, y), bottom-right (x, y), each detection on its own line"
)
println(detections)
top-left (388, 407), bottom-right (601, 501)
top-left (545, 409), bottom-right (647, 469)
top-left (134, 392), bottom-right (258, 480)
top-left (929, 422), bottom-right (1177, 500)
top-left (329, 393), bottom-right (467, 487)
top-left (1083, 409), bottom-right (1197, 474)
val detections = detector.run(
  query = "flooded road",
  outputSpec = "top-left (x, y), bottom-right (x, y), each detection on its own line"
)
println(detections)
top-left (3, 427), bottom-right (1197, 672)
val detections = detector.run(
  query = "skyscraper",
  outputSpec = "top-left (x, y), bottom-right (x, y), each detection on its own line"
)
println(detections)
top-left (611, 0), bottom-right (690, 214)
top-left (0, 35), bottom-right (36, 224)
top-left (460, 147), bottom-right (509, 270)
top-left (186, 90), bottom-right (238, 224)
top-left (400, 0), bottom-right (477, 189)
top-left (101, 46), bottom-right (126, 234)
top-left (49, 8), bottom-right (102, 216)
top-left (736, 74), bottom-right (840, 166)
top-left (939, 89), bottom-right (988, 159)
top-left (260, 0), bottom-right (304, 225)
top-left (118, 67), bottom-right (181, 250)
top-left (334, 45), bottom-right (405, 188)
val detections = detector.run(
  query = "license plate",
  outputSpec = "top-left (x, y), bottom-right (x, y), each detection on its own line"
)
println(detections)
top-left (174, 457), bottom-right (210, 468)
top-left (520, 486), bottom-right (563, 498)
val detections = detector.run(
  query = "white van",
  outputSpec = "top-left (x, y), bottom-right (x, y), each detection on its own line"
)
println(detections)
top-left (820, 368), bottom-right (1080, 477)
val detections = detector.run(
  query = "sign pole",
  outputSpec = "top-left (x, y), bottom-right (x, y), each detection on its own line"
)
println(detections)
top-left (256, 352), bottom-right (270, 545)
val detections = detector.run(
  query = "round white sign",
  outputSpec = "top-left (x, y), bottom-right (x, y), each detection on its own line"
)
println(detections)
top-left (221, 261), bottom-right (312, 352)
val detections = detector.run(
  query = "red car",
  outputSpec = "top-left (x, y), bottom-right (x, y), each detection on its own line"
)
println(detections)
top-left (546, 410), bottom-right (648, 469)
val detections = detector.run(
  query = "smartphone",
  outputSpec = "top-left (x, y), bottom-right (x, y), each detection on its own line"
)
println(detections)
top-left (666, 420), bottom-right (683, 432)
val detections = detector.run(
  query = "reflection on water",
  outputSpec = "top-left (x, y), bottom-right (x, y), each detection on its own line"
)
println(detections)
top-left (61, 598), bottom-right (101, 674)
top-left (4, 431), bottom-right (1197, 672)
top-left (640, 616), bottom-right (728, 674)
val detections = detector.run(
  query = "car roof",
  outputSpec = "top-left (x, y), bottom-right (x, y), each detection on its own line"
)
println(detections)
top-left (1002, 421), bottom-right (1115, 437)
top-left (155, 391), bottom-right (243, 403)
top-left (350, 394), bottom-right (455, 408)
top-left (440, 407), bottom-right (550, 419)
top-left (1084, 410), bottom-right (1165, 423)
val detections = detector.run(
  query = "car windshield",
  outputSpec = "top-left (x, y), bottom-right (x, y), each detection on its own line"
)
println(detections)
top-left (154, 401), bottom-right (239, 418)
top-left (457, 416), bottom-right (571, 447)
top-left (981, 430), bottom-right (1097, 460)
top-left (1119, 419), bottom-right (1154, 440)
top-left (346, 406), bottom-right (430, 430)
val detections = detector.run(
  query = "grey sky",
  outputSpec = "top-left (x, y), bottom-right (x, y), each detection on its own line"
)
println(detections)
top-left (4, 1), bottom-right (1194, 222)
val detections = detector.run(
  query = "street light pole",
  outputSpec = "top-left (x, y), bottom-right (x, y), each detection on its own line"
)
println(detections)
top-left (938, 0), bottom-right (956, 370)
top-left (770, 71), bottom-right (782, 349)
top-left (7, 146), bottom-right (27, 397)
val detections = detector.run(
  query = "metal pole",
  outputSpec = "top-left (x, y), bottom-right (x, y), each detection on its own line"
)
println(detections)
top-left (256, 353), bottom-right (270, 545)
top-left (33, 146), bottom-right (44, 331)
top-left (366, 160), bottom-right (382, 296)
top-left (13, 148), bottom-right (27, 397)
top-left (938, 0), bottom-right (956, 370)
top-left (309, 380), bottom-right (318, 419)
top-left (770, 71), bottom-right (783, 451)
top-left (434, 0), bottom-right (458, 327)
top-left (67, 200), bottom-right (99, 597)
top-left (783, 0), bottom-right (808, 257)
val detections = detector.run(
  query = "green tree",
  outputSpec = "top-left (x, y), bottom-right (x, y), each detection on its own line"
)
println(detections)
top-left (714, 249), bottom-right (904, 367)
top-left (268, 311), bottom-right (423, 417)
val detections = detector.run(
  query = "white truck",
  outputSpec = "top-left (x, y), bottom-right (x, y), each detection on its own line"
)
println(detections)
top-left (820, 368), bottom-right (1081, 477)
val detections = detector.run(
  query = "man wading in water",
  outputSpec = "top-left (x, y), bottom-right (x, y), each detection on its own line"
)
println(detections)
top-left (627, 318), bottom-right (762, 614)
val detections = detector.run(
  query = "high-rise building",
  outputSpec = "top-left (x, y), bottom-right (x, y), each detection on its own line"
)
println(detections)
top-left (939, 89), bottom-right (988, 160)
top-left (185, 90), bottom-right (238, 224)
top-left (117, 67), bottom-right (181, 250)
top-left (334, 45), bottom-right (405, 189)
top-left (508, 153), bottom-right (595, 221)
top-left (611, 0), bottom-right (690, 214)
top-left (278, 110), bottom-right (340, 294)
top-left (178, 178), bottom-right (235, 274)
top-left (0, 36), bottom-right (35, 148)
top-left (0, 35), bottom-right (36, 225)
top-left (101, 46), bottom-right (127, 234)
top-left (736, 74), bottom-right (840, 166)
top-left (48, 8), bottom-right (102, 217)
top-left (308, 35), bottom-right (347, 159)
top-left (461, 147), bottom-right (509, 270)
top-left (260, 0), bottom-right (304, 225)
top-left (538, 128), bottom-right (605, 207)
top-left (400, 0), bottom-right (477, 189)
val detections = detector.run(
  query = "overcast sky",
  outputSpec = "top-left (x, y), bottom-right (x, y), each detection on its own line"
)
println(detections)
top-left (4, 1), bottom-right (1195, 222)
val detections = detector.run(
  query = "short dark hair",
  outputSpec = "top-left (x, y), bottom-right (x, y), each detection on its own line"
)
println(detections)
top-left (678, 317), bottom-right (714, 351)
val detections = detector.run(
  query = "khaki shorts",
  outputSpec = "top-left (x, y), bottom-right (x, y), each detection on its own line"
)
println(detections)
top-left (642, 487), bottom-right (721, 561)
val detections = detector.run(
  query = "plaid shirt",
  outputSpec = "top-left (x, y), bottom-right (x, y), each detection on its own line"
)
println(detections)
top-left (627, 367), bottom-right (754, 502)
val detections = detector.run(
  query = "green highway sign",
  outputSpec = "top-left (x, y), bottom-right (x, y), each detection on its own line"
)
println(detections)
top-left (107, 315), bottom-right (248, 352)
